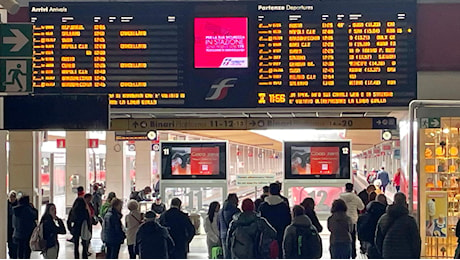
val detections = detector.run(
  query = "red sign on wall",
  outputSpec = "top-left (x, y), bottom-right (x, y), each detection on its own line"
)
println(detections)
top-left (56, 139), bottom-right (65, 148)
top-left (88, 139), bottom-right (99, 148)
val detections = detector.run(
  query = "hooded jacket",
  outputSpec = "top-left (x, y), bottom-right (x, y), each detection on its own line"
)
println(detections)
top-left (135, 219), bottom-right (175, 259)
top-left (103, 208), bottom-right (126, 245)
top-left (283, 215), bottom-right (315, 259)
top-left (327, 211), bottom-right (352, 244)
top-left (12, 203), bottom-right (38, 240)
top-left (339, 192), bottom-right (365, 224)
top-left (259, 195), bottom-right (291, 243)
top-left (375, 204), bottom-right (421, 259)
top-left (218, 200), bottom-right (241, 241)
top-left (357, 201), bottom-right (386, 243)
top-left (227, 211), bottom-right (276, 259)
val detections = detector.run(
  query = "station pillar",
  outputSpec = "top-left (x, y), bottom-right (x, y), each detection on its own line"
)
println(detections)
top-left (0, 131), bottom-right (8, 258)
top-left (135, 141), bottom-right (152, 191)
top-left (8, 131), bottom-right (40, 207)
top-left (105, 132), bottom-right (126, 200)
top-left (65, 131), bottom-right (88, 209)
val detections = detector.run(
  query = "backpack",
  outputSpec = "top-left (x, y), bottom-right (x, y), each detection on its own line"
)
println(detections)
top-left (357, 213), bottom-right (373, 242)
top-left (294, 224), bottom-right (322, 259)
top-left (230, 223), bottom-right (260, 259)
top-left (130, 191), bottom-right (141, 201)
top-left (29, 223), bottom-right (46, 251)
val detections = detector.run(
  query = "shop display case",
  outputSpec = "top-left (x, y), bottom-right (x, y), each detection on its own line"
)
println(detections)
top-left (420, 118), bottom-right (460, 258)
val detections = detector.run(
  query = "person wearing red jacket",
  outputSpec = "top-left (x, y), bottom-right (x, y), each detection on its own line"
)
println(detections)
top-left (393, 168), bottom-right (402, 192)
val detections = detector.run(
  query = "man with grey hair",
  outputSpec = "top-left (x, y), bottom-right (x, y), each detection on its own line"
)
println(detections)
top-left (375, 192), bottom-right (421, 258)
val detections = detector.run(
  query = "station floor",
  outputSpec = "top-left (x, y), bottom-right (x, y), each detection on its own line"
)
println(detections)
top-left (27, 218), bottom-right (368, 259)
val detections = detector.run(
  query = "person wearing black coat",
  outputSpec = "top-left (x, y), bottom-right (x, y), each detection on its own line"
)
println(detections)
top-left (218, 193), bottom-right (241, 259)
top-left (151, 197), bottom-right (166, 216)
top-left (357, 195), bottom-right (387, 258)
top-left (41, 203), bottom-right (67, 259)
top-left (136, 211), bottom-right (175, 258)
top-left (301, 197), bottom-right (323, 233)
top-left (259, 183), bottom-right (291, 259)
top-left (12, 195), bottom-right (38, 259)
top-left (67, 197), bottom-right (91, 259)
top-left (7, 190), bottom-right (18, 259)
top-left (375, 193), bottom-right (421, 259)
top-left (159, 198), bottom-right (195, 259)
top-left (103, 198), bottom-right (126, 259)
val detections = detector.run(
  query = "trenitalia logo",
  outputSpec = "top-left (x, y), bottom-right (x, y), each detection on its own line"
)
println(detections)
top-left (205, 78), bottom-right (238, 101)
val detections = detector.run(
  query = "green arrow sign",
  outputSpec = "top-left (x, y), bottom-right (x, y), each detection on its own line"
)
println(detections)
top-left (0, 24), bottom-right (33, 57)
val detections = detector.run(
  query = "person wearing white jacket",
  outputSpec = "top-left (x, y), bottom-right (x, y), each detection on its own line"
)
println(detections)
top-left (125, 200), bottom-right (143, 259)
top-left (339, 183), bottom-right (365, 259)
top-left (204, 201), bottom-right (221, 258)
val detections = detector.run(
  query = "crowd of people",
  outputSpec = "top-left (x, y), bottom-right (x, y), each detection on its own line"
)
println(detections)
top-left (6, 180), bottom-right (422, 259)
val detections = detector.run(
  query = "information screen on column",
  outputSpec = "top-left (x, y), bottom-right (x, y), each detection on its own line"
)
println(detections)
top-left (30, 0), bottom-right (416, 108)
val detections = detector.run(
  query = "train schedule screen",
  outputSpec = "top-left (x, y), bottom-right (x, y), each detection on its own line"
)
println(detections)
top-left (30, 0), bottom-right (416, 108)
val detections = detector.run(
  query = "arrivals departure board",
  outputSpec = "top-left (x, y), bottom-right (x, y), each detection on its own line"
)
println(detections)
top-left (30, 0), bottom-right (416, 108)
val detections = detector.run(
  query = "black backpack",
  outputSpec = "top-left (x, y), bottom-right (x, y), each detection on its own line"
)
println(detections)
top-left (294, 224), bottom-right (322, 259)
top-left (130, 191), bottom-right (141, 201)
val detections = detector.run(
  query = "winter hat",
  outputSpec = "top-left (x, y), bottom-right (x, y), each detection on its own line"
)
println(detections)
top-left (127, 199), bottom-right (139, 211)
top-left (242, 198), bottom-right (254, 212)
top-left (144, 211), bottom-right (156, 219)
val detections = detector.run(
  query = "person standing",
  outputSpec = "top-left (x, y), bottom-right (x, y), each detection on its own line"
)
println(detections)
top-left (377, 167), bottom-right (390, 193)
top-left (357, 185), bottom-right (376, 209)
top-left (283, 205), bottom-right (322, 259)
top-left (159, 198), bottom-right (195, 259)
top-left (328, 199), bottom-right (353, 259)
top-left (339, 183), bottom-right (365, 259)
top-left (218, 193), bottom-right (240, 259)
top-left (375, 192), bottom-right (421, 259)
top-left (91, 184), bottom-right (103, 222)
top-left (100, 192), bottom-right (116, 219)
top-left (204, 201), bottom-right (221, 258)
top-left (125, 200), bottom-right (143, 259)
top-left (12, 195), bottom-right (38, 259)
top-left (151, 197), bottom-right (166, 216)
top-left (227, 199), bottom-right (276, 259)
top-left (67, 197), bottom-right (91, 259)
top-left (254, 185), bottom-right (269, 212)
top-left (77, 186), bottom-right (85, 197)
top-left (41, 203), bottom-right (66, 259)
top-left (357, 194), bottom-right (387, 258)
top-left (259, 182), bottom-right (291, 258)
top-left (136, 211), bottom-right (175, 259)
top-left (393, 169), bottom-right (401, 192)
top-left (301, 197), bottom-right (323, 233)
top-left (7, 190), bottom-right (18, 259)
top-left (103, 198), bottom-right (126, 259)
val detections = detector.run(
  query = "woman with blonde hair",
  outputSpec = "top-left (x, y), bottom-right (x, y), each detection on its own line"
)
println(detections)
top-left (125, 200), bottom-right (143, 259)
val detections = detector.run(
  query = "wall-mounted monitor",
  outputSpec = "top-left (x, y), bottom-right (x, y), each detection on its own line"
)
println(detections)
top-left (161, 141), bottom-right (227, 180)
top-left (284, 141), bottom-right (351, 179)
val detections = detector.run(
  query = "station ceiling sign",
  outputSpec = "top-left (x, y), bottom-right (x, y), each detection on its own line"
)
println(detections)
top-left (111, 117), bottom-right (397, 131)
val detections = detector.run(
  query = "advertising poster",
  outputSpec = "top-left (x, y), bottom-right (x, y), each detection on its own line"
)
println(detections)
top-left (426, 191), bottom-right (448, 237)
top-left (171, 146), bottom-right (220, 175)
top-left (291, 186), bottom-right (344, 213)
top-left (194, 17), bottom-right (248, 68)
top-left (291, 147), bottom-right (311, 174)
top-left (291, 146), bottom-right (340, 175)
top-left (190, 147), bottom-right (220, 175)
top-left (310, 147), bottom-right (340, 174)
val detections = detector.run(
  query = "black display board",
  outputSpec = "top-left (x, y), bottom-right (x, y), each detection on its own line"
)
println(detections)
top-left (30, 0), bottom-right (416, 108)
